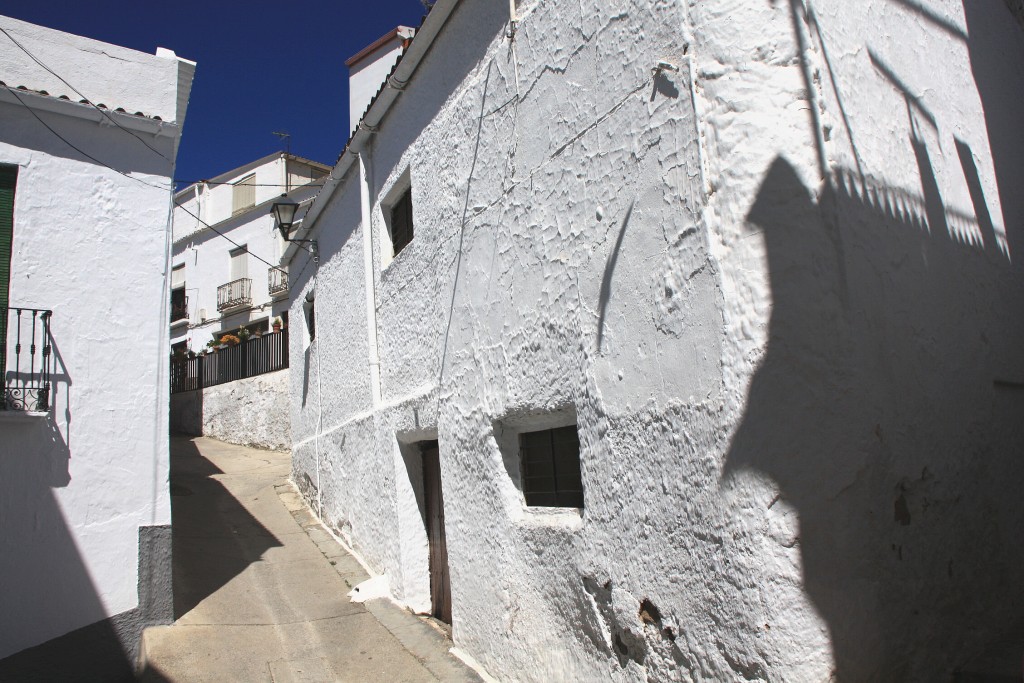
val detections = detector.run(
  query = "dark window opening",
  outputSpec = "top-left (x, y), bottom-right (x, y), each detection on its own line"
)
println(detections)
top-left (390, 187), bottom-right (414, 256)
top-left (0, 164), bottom-right (17, 336)
top-left (170, 287), bottom-right (187, 323)
top-left (520, 425), bottom-right (584, 508)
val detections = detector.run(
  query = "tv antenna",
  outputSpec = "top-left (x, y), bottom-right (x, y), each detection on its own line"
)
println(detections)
top-left (272, 131), bottom-right (291, 155)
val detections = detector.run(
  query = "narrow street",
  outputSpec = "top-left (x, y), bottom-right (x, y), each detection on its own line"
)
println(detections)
top-left (140, 436), bottom-right (480, 683)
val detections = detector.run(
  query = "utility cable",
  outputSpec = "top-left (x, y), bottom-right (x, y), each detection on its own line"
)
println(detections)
top-left (0, 27), bottom-right (336, 201)
top-left (3, 84), bottom-right (171, 192)
top-left (172, 202), bottom-right (289, 274)
top-left (0, 25), bottom-right (174, 164)
top-left (174, 180), bottom-right (326, 189)
top-left (7, 78), bottom-right (295, 276)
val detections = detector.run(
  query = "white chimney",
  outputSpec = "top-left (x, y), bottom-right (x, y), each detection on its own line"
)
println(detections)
top-left (346, 26), bottom-right (416, 136)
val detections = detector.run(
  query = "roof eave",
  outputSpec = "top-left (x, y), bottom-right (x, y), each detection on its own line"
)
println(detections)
top-left (283, 0), bottom-right (462, 265)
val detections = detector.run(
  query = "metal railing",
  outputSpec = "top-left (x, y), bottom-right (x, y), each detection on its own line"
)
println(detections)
top-left (171, 329), bottom-right (288, 394)
top-left (171, 295), bottom-right (188, 323)
top-left (216, 277), bottom-right (252, 311)
top-left (2, 307), bottom-right (53, 412)
top-left (268, 267), bottom-right (288, 297)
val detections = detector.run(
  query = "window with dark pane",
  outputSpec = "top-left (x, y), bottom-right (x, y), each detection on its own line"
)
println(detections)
top-left (519, 425), bottom-right (584, 508)
top-left (390, 187), bottom-right (414, 256)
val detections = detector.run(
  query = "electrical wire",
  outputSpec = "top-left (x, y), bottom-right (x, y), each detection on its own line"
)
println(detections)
top-left (3, 84), bottom-right (171, 192)
top-left (5, 77), bottom-right (293, 275)
top-left (0, 25), bottom-right (174, 164)
top-left (174, 180), bottom-right (327, 189)
top-left (0, 29), bottom-right (326, 274)
top-left (172, 202), bottom-right (289, 274)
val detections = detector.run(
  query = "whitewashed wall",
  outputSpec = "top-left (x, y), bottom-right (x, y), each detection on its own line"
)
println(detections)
top-left (0, 13), bottom-right (192, 670)
top-left (290, 1), bottom-right (1024, 681)
top-left (170, 369), bottom-right (290, 451)
top-left (348, 29), bottom-right (414, 136)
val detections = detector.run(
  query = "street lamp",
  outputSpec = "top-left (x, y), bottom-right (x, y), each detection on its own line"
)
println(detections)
top-left (271, 194), bottom-right (300, 240)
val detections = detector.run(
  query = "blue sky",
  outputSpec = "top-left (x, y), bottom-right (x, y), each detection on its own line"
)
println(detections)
top-left (0, 0), bottom-right (430, 185)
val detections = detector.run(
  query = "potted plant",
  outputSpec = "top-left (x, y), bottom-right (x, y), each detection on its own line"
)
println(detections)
top-left (272, 317), bottom-right (282, 333)
top-left (220, 334), bottom-right (241, 347)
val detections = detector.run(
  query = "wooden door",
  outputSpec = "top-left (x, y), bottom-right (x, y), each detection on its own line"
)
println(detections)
top-left (422, 442), bottom-right (451, 623)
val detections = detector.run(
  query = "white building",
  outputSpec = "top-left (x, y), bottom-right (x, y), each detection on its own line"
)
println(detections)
top-left (0, 15), bottom-right (193, 679)
top-left (168, 153), bottom-right (328, 450)
top-left (170, 152), bottom-right (329, 352)
top-left (346, 26), bottom-right (415, 136)
top-left (286, 1), bottom-right (1024, 681)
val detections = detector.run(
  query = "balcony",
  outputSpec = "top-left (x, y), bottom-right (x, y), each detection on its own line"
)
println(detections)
top-left (171, 329), bottom-right (289, 394)
top-left (268, 267), bottom-right (288, 298)
top-left (2, 307), bottom-right (53, 413)
top-left (217, 278), bottom-right (252, 312)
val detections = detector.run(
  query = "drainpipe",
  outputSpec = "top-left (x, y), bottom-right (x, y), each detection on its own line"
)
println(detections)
top-left (359, 149), bottom-right (382, 407)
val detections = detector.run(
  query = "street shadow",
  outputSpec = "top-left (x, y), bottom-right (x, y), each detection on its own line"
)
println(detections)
top-left (724, 155), bottom-right (1024, 680)
top-left (0, 417), bottom-right (140, 681)
top-left (169, 437), bottom-right (283, 618)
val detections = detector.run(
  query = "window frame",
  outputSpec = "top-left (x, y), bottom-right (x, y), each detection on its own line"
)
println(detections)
top-left (380, 169), bottom-right (414, 269)
top-left (389, 186), bottom-right (414, 257)
top-left (518, 424), bottom-right (585, 509)
top-left (231, 173), bottom-right (256, 216)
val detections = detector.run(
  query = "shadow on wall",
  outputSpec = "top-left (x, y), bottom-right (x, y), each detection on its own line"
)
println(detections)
top-left (169, 388), bottom-right (203, 436)
top-left (0, 417), bottom-right (140, 681)
top-left (723, 155), bottom-right (1024, 680)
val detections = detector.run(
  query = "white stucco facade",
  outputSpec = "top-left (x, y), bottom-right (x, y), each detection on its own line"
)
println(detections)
top-left (288, 1), bottom-right (1024, 681)
top-left (0, 13), bottom-right (193, 672)
top-left (347, 26), bottom-right (415, 136)
top-left (170, 369), bottom-right (291, 451)
top-left (170, 153), bottom-right (329, 352)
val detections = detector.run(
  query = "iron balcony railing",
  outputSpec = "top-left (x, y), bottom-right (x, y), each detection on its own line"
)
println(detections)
top-left (171, 329), bottom-right (289, 393)
top-left (268, 267), bottom-right (288, 297)
top-left (171, 295), bottom-right (188, 323)
top-left (2, 307), bottom-right (53, 412)
top-left (216, 277), bottom-right (252, 312)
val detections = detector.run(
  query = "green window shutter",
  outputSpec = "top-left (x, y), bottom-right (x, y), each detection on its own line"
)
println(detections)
top-left (0, 164), bottom-right (16, 386)
top-left (0, 165), bottom-right (15, 314)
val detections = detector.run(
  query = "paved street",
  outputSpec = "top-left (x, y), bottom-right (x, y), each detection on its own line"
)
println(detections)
top-left (140, 436), bottom-right (481, 683)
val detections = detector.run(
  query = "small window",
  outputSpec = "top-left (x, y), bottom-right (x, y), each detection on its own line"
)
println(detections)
top-left (520, 425), bottom-right (584, 508)
top-left (232, 174), bottom-right (256, 215)
top-left (170, 264), bottom-right (187, 323)
top-left (389, 187), bottom-right (414, 256)
top-left (170, 287), bottom-right (187, 323)
top-left (229, 245), bottom-right (248, 281)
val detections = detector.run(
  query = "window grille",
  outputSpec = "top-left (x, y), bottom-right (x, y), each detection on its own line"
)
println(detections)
top-left (390, 187), bottom-right (414, 256)
top-left (520, 425), bottom-right (584, 508)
